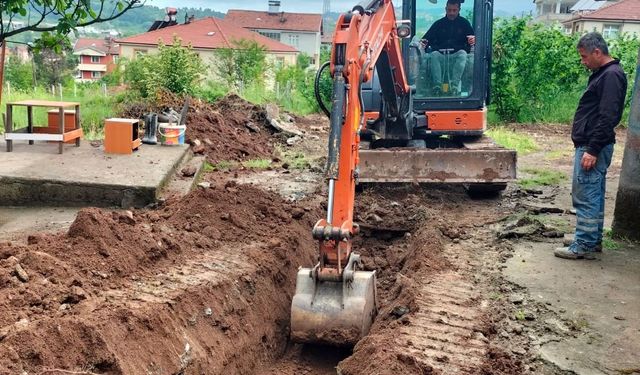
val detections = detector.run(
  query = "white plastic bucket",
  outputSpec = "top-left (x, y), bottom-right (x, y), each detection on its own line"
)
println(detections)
top-left (158, 123), bottom-right (186, 146)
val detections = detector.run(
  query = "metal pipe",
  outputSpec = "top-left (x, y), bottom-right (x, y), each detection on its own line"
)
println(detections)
top-left (326, 73), bottom-right (346, 179)
top-left (327, 179), bottom-right (336, 224)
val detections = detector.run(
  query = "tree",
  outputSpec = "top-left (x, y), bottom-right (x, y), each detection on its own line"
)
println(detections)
top-left (213, 39), bottom-right (268, 90)
top-left (1, 1), bottom-right (143, 47)
top-left (101, 57), bottom-right (125, 86)
top-left (4, 55), bottom-right (33, 91)
top-left (1, 0), bottom-right (143, 103)
top-left (33, 46), bottom-right (76, 87)
top-left (612, 47), bottom-right (640, 241)
top-left (124, 36), bottom-right (205, 98)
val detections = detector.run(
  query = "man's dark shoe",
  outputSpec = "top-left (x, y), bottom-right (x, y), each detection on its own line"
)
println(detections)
top-left (562, 238), bottom-right (602, 252)
top-left (554, 246), bottom-right (597, 260)
top-left (553, 244), bottom-right (597, 260)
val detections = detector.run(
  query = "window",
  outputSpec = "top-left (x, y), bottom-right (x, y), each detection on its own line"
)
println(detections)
top-left (91, 56), bottom-right (100, 63)
top-left (113, 55), bottom-right (119, 63)
top-left (288, 34), bottom-right (299, 48)
top-left (134, 49), bottom-right (148, 58)
top-left (91, 71), bottom-right (102, 78)
top-left (276, 56), bottom-right (285, 68)
top-left (411, 0), bottom-right (476, 99)
top-left (258, 31), bottom-right (281, 41)
top-left (602, 24), bottom-right (620, 39)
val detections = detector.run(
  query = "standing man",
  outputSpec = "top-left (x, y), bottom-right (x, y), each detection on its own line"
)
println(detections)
top-left (555, 32), bottom-right (627, 260)
top-left (420, 0), bottom-right (474, 96)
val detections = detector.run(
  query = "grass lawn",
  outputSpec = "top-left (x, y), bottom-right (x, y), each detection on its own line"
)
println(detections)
top-left (1, 86), bottom-right (116, 140)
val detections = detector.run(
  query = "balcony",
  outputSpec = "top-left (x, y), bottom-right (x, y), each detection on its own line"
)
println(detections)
top-left (534, 13), bottom-right (574, 24)
top-left (77, 63), bottom-right (107, 72)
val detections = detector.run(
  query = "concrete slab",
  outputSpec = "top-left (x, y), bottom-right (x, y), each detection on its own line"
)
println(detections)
top-left (505, 241), bottom-right (640, 374)
top-left (0, 206), bottom-right (79, 242)
top-left (0, 141), bottom-right (189, 207)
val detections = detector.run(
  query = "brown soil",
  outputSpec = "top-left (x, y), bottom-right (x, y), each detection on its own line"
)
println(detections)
top-left (337, 185), bottom-right (527, 375)
top-left (186, 94), bottom-right (278, 163)
top-left (1, 89), bottom-right (577, 375)
top-left (122, 92), bottom-right (280, 163)
top-left (0, 181), bottom-right (322, 374)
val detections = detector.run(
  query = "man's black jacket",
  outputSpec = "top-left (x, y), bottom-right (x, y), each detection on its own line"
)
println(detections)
top-left (572, 59), bottom-right (627, 156)
top-left (421, 16), bottom-right (473, 53)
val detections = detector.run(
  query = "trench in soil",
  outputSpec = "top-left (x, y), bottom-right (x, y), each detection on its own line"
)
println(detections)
top-left (259, 183), bottom-right (525, 375)
top-left (4, 95), bottom-right (582, 375)
top-left (0, 176), bottom-right (525, 374)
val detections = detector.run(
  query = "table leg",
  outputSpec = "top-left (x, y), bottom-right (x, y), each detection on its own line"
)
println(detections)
top-left (27, 105), bottom-right (34, 145)
top-left (75, 105), bottom-right (81, 147)
top-left (58, 107), bottom-right (64, 154)
top-left (6, 104), bottom-right (13, 152)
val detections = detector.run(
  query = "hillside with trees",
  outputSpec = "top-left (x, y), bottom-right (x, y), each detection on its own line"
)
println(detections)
top-left (6, 2), bottom-right (224, 42)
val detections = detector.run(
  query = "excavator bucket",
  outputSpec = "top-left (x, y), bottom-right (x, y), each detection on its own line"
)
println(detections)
top-left (290, 268), bottom-right (377, 347)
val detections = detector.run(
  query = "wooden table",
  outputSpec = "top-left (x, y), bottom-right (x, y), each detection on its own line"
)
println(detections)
top-left (4, 100), bottom-right (82, 154)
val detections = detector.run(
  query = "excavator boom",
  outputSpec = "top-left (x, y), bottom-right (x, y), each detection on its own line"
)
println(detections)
top-left (291, 0), bottom-right (411, 346)
top-left (291, 0), bottom-right (516, 347)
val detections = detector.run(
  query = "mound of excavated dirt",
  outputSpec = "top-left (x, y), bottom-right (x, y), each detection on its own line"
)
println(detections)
top-left (0, 183), bottom-right (321, 374)
top-left (121, 92), bottom-right (281, 164)
top-left (187, 94), bottom-right (278, 163)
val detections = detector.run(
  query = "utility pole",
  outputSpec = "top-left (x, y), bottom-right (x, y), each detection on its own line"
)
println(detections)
top-left (0, 41), bottom-right (6, 106)
top-left (323, 0), bottom-right (331, 32)
top-left (612, 47), bottom-right (640, 241)
top-left (323, 0), bottom-right (331, 15)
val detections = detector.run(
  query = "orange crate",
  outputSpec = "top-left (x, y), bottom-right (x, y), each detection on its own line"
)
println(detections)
top-left (47, 109), bottom-right (77, 144)
top-left (104, 118), bottom-right (141, 154)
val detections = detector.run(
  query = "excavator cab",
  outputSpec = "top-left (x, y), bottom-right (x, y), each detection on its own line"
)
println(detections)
top-left (409, 0), bottom-right (484, 100)
top-left (359, 0), bottom-right (515, 187)
top-left (291, 0), bottom-right (515, 348)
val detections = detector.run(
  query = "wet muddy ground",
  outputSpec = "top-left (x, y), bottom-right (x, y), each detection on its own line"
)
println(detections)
top-left (0, 98), bottom-right (637, 375)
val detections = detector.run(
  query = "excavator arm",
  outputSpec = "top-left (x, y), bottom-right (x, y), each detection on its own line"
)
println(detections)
top-left (291, 0), bottom-right (412, 346)
top-left (318, 0), bottom-right (412, 280)
top-left (292, 0), bottom-right (517, 347)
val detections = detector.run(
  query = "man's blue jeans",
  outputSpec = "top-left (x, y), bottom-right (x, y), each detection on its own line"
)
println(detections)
top-left (428, 50), bottom-right (468, 90)
top-left (572, 144), bottom-right (614, 250)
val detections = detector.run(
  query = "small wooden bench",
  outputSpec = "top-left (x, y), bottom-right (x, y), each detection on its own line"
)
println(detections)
top-left (4, 100), bottom-right (82, 154)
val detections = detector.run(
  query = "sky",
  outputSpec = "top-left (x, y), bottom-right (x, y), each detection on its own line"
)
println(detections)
top-left (148, 0), bottom-right (535, 15)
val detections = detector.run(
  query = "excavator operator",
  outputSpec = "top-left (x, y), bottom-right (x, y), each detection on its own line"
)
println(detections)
top-left (420, 0), bottom-right (475, 96)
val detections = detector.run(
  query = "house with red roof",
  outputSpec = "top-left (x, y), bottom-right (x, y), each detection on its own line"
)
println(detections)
top-left (563, 0), bottom-right (640, 36)
top-left (116, 17), bottom-right (299, 75)
top-left (225, 1), bottom-right (322, 67)
top-left (73, 37), bottom-right (120, 82)
top-left (6, 44), bottom-right (30, 62)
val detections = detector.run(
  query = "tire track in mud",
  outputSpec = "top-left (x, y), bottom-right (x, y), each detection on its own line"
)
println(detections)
top-left (101, 243), bottom-right (260, 307)
top-left (401, 271), bottom-right (487, 373)
top-left (335, 186), bottom-right (527, 375)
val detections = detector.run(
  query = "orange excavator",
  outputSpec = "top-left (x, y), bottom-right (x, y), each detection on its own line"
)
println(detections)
top-left (290, 0), bottom-right (516, 346)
